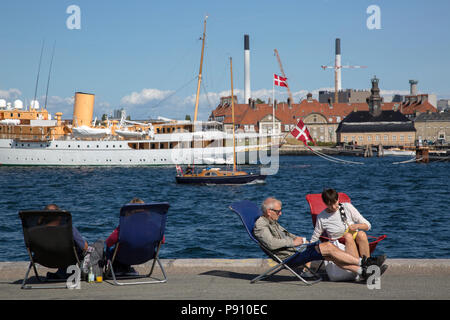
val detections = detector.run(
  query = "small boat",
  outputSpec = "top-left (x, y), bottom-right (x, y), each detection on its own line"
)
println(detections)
top-left (72, 125), bottom-right (111, 138)
top-left (383, 147), bottom-right (415, 156)
top-left (175, 37), bottom-right (266, 185)
top-left (115, 128), bottom-right (148, 138)
top-left (175, 167), bottom-right (266, 185)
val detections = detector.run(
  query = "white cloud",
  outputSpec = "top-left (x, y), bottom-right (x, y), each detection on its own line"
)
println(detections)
top-left (120, 88), bottom-right (174, 106)
top-left (0, 88), bottom-right (22, 100)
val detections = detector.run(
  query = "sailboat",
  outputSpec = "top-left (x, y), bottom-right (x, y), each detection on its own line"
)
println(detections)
top-left (175, 53), bottom-right (267, 185)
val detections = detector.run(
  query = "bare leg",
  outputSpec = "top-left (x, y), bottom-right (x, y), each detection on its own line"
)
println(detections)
top-left (318, 242), bottom-right (360, 266)
top-left (343, 233), bottom-right (359, 258)
top-left (355, 231), bottom-right (370, 258)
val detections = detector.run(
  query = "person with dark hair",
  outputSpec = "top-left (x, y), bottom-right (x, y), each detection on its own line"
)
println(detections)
top-left (105, 198), bottom-right (145, 276)
top-left (311, 189), bottom-right (372, 259)
top-left (43, 204), bottom-right (89, 279)
top-left (253, 197), bottom-right (387, 282)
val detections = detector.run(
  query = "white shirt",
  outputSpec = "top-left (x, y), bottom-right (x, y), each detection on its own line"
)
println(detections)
top-left (310, 202), bottom-right (371, 243)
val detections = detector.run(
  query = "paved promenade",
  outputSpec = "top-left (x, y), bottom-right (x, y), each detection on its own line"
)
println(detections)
top-left (0, 259), bottom-right (449, 300)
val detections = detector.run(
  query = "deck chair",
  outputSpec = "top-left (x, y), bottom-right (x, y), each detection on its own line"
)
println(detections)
top-left (229, 200), bottom-right (321, 285)
top-left (106, 202), bottom-right (169, 286)
top-left (305, 193), bottom-right (387, 252)
top-left (18, 210), bottom-right (81, 289)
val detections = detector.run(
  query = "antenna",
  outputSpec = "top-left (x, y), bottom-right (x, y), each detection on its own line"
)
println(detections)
top-left (33, 40), bottom-right (45, 110)
top-left (44, 41), bottom-right (56, 110)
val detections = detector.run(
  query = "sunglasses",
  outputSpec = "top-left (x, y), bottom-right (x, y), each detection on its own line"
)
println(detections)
top-left (270, 208), bottom-right (282, 214)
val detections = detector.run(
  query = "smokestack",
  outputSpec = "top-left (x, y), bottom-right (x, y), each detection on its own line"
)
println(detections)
top-left (409, 80), bottom-right (418, 96)
top-left (244, 34), bottom-right (251, 104)
top-left (335, 38), bottom-right (342, 92)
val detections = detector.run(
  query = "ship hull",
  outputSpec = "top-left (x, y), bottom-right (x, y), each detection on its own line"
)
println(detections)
top-left (0, 138), bottom-right (268, 166)
top-left (175, 174), bottom-right (266, 185)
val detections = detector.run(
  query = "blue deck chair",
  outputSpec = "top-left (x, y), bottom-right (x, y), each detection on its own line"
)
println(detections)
top-left (229, 200), bottom-right (321, 285)
top-left (106, 202), bottom-right (169, 286)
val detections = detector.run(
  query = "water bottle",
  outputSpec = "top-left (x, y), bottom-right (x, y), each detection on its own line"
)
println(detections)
top-left (88, 266), bottom-right (95, 283)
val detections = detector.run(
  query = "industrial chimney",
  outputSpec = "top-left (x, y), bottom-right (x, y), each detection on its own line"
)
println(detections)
top-left (244, 34), bottom-right (251, 104)
top-left (335, 38), bottom-right (342, 92)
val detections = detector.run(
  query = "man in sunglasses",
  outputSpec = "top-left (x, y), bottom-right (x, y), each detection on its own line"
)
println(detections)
top-left (253, 197), bottom-right (386, 281)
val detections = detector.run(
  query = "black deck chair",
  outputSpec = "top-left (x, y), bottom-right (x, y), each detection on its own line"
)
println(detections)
top-left (18, 210), bottom-right (81, 289)
top-left (106, 202), bottom-right (169, 286)
top-left (229, 200), bottom-right (321, 285)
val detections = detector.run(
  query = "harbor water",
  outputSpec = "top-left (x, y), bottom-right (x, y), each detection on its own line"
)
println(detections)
top-left (1, 155), bottom-right (449, 261)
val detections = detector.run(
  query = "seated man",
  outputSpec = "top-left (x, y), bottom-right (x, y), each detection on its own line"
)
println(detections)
top-left (43, 204), bottom-right (89, 279)
top-left (253, 197), bottom-right (387, 281)
top-left (311, 189), bottom-right (371, 259)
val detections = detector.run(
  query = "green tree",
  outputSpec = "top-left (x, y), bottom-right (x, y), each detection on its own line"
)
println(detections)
top-left (185, 114), bottom-right (191, 121)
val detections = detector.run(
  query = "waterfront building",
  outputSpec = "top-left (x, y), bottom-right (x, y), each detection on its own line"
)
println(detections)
top-left (414, 110), bottom-right (450, 143)
top-left (210, 94), bottom-right (402, 143)
top-left (336, 76), bottom-right (416, 146)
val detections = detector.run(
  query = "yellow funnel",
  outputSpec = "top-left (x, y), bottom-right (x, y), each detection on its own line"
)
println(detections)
top-left (73, 92), bottom-right (95, 127)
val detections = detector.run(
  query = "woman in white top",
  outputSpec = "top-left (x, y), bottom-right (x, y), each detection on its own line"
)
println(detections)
top-left (310, 189), bottom-right (371, 259)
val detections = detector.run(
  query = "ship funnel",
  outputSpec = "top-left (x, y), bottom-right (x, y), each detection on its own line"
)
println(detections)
top-left (73, 92), bottom-right (95, 127)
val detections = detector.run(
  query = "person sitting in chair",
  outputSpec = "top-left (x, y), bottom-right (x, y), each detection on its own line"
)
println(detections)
top-left (311, 189), bottom-right (372, 259)
top-left (43, 204), bottom-right (89, 279)
top-left (253, 197), bottom-right (387, 282)
top-left (105, 197), bottom-right (144, 276)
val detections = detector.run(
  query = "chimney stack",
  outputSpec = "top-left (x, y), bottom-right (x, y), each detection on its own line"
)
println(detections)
top-left (244, 34), bottom-right (251, 104)
top-left (335, 38), bottom-right (342, 92)
top-left (409, 80), bottom-right (418, 96)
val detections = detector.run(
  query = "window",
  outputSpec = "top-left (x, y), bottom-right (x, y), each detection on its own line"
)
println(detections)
top-left (392, 135), bottom-right (396, 141)
top-left (384, 135), bottom-right (388, 141)
top-left (400, 135), bottom-right (404, 141)
top-left (368, 135), bottom-right (372, 141)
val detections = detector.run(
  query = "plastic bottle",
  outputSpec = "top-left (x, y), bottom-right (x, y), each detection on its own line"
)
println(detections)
top-left (88, 266), bottom-right (95, 283)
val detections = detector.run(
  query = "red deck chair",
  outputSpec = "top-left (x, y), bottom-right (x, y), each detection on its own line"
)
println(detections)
top-left (305, 193), bottom-right (386, 253)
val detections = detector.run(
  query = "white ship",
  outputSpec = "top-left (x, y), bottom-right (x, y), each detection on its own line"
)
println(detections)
top-left (0, 94), bottom-right (276, 166)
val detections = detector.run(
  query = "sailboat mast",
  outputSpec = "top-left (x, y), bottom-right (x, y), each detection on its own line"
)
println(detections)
top-left (193, 16), bottom-right (208, 123)
top-left (230, 57), bottom-right (236, 172)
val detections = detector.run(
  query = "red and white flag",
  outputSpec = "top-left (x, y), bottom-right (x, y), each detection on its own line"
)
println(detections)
top-left (273, 74), bottom-right (288, 87)
top-left (290, 119), bottom-right (315, 146)
top-left (175, 164), bottom-right (183, 175)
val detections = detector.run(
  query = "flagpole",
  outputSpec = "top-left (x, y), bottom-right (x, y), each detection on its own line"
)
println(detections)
top-left (272, 75), bottom-right (275, 135)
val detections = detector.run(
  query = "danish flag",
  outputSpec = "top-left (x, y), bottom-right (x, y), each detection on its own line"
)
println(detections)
top-left (290, 119), bottom-right (315, 146)
top-left (175, 164), bottom-right (183, 175)
top-left (273, 74), bottom-right (288, 87)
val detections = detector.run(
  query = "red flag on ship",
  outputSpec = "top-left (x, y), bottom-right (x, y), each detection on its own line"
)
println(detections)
top-left (273, 74), bottom-right (288, 87)
top-left (290, 119), bottom-right (315, 146)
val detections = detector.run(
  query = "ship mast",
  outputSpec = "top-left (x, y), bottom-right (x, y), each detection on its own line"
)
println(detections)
top-left (230, 57), bottom-right (236, 172)
top-left (193, 15), bottom-right (208, 123)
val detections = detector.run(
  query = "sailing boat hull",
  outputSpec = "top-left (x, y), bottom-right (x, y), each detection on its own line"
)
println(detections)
top-left (175, 174), bottom-right (266, 185)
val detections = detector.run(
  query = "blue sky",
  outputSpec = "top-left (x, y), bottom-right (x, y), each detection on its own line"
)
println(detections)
top-left (1, 0), bottom-right (449, 120)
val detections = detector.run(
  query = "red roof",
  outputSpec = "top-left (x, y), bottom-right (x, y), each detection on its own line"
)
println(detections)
top-left (210, 98), bottom-right (405, 127)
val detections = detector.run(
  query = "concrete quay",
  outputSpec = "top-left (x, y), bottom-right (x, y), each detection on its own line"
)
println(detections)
top-left (0, 259), bottom-right (449, 300)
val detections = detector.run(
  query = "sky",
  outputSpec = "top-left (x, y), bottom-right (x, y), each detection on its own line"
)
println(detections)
top-left (1, 0), bottom-right (449, 120)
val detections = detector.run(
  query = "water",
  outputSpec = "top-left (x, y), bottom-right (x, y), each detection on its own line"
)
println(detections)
top-left (1, 156), bottom-right (449, 261)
